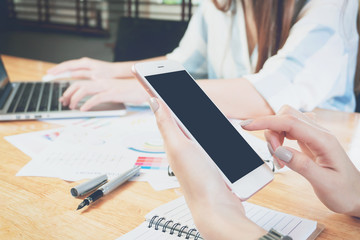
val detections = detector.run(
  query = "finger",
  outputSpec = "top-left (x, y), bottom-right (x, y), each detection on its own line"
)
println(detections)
top-left (264, 130), bottom-right (286, 168)
top-left (273, 155), bottom-right (285, 169)
top-left (60, 83), bottom-right (81, 106)
top-left (69, 88), bottom-right (92, 109)
top-left (274, 146), bottom-right (323, 183)
top-left (264, 129), bottom-right (315, 161)
top-left (297, 141), bottom-right (315, 159)
top-left (304, 112), bottom-right (317, 121)
top-left (149, 98), bottom-right (187, 145)
top-left (278, 105), bottom-right (328, 132)
top-left (277, 105), bottom-right (314, 124)
top-left (47, 58), bottom-right (91, 75)
top-left (79, 92), bottom-right (113, 111)
top-left (241, 114), bottom-right (331, 156)
top-left (264, 129), bottom-right (285, 149)
top-left (70, 70), bottom-right (92, 79)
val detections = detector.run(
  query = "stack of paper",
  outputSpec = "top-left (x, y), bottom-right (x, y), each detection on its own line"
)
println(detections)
top-left (7, 112), bottom-right (276, 190)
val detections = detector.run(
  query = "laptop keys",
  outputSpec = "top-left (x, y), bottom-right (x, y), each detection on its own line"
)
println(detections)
top-left (50, 83), bottom-right (60, 111)
top-left (7, 83), bottom-right (25, 113)
top-left (39, 83), bottom-right (50, 111)
top-left (27, 83), bottom-right (41, 112)
top-left (7, 82), bottom-right (71, 114)
top-left (60, 82), bottom-right (70, 111)
top-left (15, 83), bottom-right (33, 112)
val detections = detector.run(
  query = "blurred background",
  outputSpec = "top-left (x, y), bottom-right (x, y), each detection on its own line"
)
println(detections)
top-left (0, 0), bottom-right (198, 63)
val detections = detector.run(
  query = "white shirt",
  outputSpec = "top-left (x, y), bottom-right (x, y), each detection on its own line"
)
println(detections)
top-left (167, 0), bottom-right (359, 112)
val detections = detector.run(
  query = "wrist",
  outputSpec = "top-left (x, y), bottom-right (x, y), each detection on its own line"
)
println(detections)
top-left (194, 212), bottom-right (266, 240)
top-left (113, 61), bottom-right (135, 78)
top-left (240, 218), bottom-right (267, 240)
top-left (188, 196), bottom-right (266, 240)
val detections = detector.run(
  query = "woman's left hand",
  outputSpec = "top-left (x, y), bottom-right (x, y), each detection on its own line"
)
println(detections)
top-left (149, 97), bottom-right (265, 240)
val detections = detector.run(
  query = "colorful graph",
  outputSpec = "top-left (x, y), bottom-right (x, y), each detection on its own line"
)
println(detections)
top-left (126, 133), bottom-right (165, 154)
top-left (135, 156), bottom-right (168, 170)
top-left (43, 131), bottom-right (61, 141)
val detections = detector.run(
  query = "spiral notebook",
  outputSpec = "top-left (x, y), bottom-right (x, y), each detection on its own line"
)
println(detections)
top-left (117, 197), bottom-right (324, 240)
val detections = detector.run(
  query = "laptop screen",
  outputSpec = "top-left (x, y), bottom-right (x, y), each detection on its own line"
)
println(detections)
top-left (0, 57), bottom-right (12, 109)
top-left (0, 57), bottom-right (9, 88)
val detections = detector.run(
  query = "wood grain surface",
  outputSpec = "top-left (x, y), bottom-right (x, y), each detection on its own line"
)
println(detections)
top-left (1, 55), bottom-right (359, 239)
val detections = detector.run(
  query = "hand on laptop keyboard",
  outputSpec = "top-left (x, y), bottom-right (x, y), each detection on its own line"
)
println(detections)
top-left (60, 79), bottom-right (147, 111)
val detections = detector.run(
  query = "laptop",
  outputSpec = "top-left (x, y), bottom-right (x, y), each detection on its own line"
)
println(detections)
top-left (0, 57), bottom-right (126, 121)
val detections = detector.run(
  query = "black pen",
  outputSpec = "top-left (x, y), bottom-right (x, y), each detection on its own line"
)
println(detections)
top-left (76, 166), bottom-right (141, 210)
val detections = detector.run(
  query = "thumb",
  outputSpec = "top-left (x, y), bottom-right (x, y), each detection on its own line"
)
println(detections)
top-left (148, 97), bottom-right (186, 144)
top-left (274, 146), bottom-right (322, 183)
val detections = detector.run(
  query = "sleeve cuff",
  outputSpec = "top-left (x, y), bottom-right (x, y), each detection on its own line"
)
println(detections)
top-left (244, 72), bottom-right (308, 113)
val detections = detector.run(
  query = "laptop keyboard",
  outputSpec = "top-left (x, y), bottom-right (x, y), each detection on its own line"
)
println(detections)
top-left (7, 82), bottom-right (70, 113)
top-left (38, 82), bottom-right (50, 112)
top-left (7, 82), bottom-right (25, 113)
top-left (15, 83), bottom-right (33, 112)
top-left (27, 83), bottom-right (41, 112)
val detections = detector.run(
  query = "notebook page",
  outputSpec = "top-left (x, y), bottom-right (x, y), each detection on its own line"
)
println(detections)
top-left (145, 197), bottom-right (196, 226)
top-left (117, 222), bottom-right (190, 240)
top-left (243, 202), bottom-right (317, 240)
top-left (117, 197), bottom-right (317, 240)
top-left (144, 197), bottom-right (316, 240)
top-left (117, 198), bottom-right (199, 240)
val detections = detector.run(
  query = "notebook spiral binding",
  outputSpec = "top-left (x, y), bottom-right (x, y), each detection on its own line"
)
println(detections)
top-left (148, 215), bottom-right (202, 239)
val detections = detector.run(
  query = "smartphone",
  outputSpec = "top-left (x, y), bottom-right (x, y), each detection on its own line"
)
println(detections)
top-left (132, 60), bottom-right (273, 200)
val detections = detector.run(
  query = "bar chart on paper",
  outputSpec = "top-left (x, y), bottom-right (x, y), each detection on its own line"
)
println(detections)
top-left (126, 132), bottom-right (168, 171)
top-left (135, 156), bottom-right (168, 170)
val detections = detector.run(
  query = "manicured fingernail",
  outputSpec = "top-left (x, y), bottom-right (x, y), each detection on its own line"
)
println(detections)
top-left (268, 143), bottom-right (281, 169)
top-left (274, 147), bottom-right (293, 163)
top-left (240, 119), bottom-right (253, 127)
top-left (267, 142), bottom-right (275, 155)
top-left (149, 98), bottom-right (159, 113)
top-left (273, 159), bottom-right (282, 170)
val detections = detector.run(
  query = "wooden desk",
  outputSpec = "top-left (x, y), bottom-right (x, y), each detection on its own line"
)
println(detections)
top-left (1, 55), bottom-right (359, 239)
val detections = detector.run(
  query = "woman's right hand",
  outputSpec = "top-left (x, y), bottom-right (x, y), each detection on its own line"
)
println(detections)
top-left (47, 57), bottom-right (133, 80)
top-left (59, 79), bottom-right (148, 111)
top-left (149, 98), bottom-right (266, 240)
top-left (241, 106), bottom-right (360, 217)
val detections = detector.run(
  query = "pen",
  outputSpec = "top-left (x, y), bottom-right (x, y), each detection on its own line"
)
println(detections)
top-left (76, 165), bottom-right (141, 210)
top-left (71, 174), bottom-right (108, 197)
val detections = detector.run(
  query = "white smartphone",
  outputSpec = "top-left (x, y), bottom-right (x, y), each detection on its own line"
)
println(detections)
top-left (132, 60), bottom-right (273, 200)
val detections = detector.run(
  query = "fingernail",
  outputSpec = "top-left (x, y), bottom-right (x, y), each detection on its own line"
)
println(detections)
top-left (149, 98), bottom-right (159, 113)
top-left (273, 159), bottom-right (282, 170)
top-left (240, 119), bottom-right (253, 127)
top-left (267, 142), bottom-right (275, 155)
top-left (274, 147), bottom-right (293, 163)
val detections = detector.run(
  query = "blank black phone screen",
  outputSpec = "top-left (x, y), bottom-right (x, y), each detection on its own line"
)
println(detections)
top-left (145, 70), bottom-right (264, 183)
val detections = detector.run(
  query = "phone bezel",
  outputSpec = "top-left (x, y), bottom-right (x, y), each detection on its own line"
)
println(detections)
top-left (132, 60), bottom-right (273, 200)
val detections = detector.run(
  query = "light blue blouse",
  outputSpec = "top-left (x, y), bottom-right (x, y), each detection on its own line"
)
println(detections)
top-left (167, 0), bottom-right (359, 112)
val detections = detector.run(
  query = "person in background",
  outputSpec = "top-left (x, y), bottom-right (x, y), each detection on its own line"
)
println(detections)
top-left (49, 0), bottom-right (358, 119)
top-left (148, 97), bottom-right (360, 239)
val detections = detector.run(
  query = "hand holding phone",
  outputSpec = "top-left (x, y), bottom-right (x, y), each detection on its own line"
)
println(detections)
top-left (132, 60), bottom-right (273, 200)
